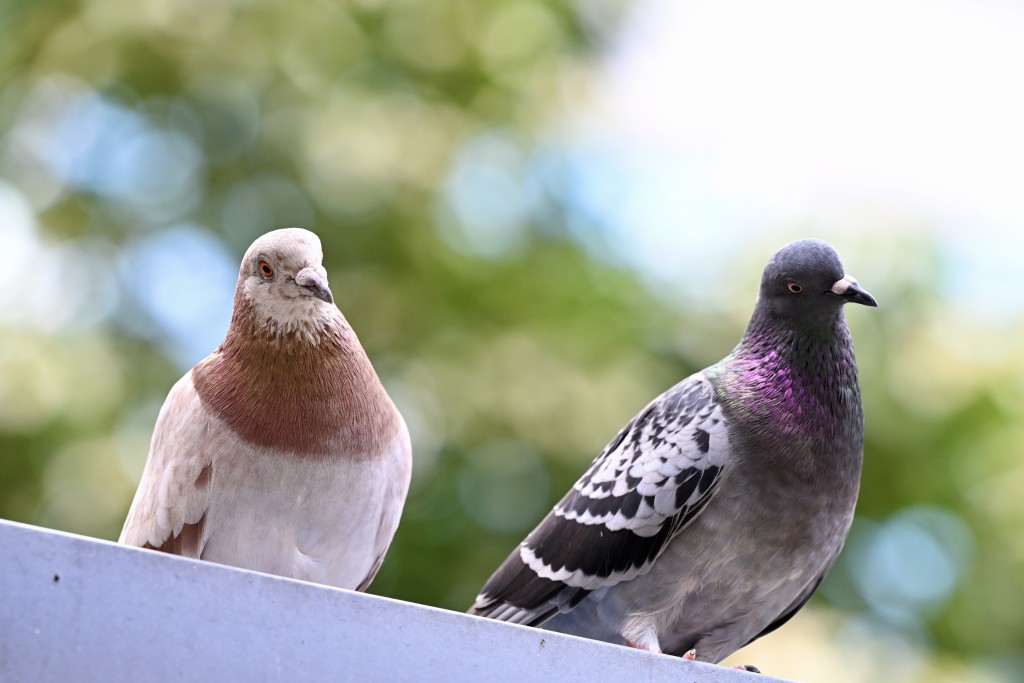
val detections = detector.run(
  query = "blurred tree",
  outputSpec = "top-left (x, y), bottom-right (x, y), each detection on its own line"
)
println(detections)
top-left (1, 1), bottom-right (1022, 681)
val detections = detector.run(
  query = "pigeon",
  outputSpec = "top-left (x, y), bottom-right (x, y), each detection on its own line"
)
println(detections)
top-left (470, 239), bottom-right (876, 664)
top-left (119, 228), bottom-right (412, 592)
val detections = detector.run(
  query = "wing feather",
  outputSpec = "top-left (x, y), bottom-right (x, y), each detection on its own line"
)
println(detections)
top-left (470, 372), bottom-right (730, 625)
top-left (119, 372), bottom-right (213, 557)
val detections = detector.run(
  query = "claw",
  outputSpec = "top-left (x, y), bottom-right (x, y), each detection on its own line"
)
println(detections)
top-left (683, 649), bottom-right (697, 661)
top-left (731, 664), bottom-right (761, 674)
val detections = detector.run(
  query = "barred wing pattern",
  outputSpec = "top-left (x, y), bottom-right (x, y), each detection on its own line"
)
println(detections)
top-left (471, 373), bottom-right (730, 626)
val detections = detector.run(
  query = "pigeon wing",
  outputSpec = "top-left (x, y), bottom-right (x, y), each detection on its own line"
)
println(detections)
top-left (470, 373), bottom-right (730, 625)
top-left (119, 371), bottom-right (214, 557)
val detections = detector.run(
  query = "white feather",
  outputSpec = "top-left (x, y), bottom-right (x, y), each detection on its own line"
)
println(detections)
top-left (243, 277), bottom-right (337, 344)
top-left (120, 372), bottom-right (412, 590)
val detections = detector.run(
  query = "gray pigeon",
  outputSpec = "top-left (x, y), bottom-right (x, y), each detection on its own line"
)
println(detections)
top-left (470, 239), bottom-right (876, 663)
top-left (120, 228), bottom-right (412, 591)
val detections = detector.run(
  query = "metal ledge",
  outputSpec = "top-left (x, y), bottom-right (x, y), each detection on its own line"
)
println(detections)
top-left (0, 519), bottom-right (792, 682)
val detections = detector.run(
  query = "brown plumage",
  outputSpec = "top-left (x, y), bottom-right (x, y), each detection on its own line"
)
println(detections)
top-left (192, 294), bottom-right (400, 458)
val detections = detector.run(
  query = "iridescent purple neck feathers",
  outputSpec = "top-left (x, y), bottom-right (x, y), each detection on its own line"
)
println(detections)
top-left (714, 304), bottom-right (862, 451)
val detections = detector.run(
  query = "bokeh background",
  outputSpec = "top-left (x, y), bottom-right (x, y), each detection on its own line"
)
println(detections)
top-left (2, 0), bottom-right (1023, 680)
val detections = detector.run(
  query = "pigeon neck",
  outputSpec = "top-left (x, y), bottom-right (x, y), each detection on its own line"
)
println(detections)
top-left (736, 305), bottom-right (852, 359)
top-left (193, 296), bottom-right (400, 459)
top-left (719, 305), bottom-right (861, 441)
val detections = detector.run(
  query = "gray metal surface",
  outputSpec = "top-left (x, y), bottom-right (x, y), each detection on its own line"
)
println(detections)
top-left (0, 519), bottom-right (793, 682)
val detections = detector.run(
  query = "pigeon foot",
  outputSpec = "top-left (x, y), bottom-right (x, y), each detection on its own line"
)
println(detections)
top-left (684, 650), bottom-right (759, 674)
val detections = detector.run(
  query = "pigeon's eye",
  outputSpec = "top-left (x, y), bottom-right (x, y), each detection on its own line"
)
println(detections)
top-left (258, 261), bottom-right (275, 279)
top-left (786, 282), bottom-right (803, 294)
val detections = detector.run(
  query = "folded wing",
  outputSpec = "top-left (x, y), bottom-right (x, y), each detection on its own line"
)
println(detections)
top-left (119, 372), bottom-right (213, 557)
top-left (470, 373), bottom-right (731, 626)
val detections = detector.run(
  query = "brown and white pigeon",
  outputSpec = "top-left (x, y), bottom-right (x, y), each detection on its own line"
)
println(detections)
top-left (120, 228), bottom-right (411, 591)
top-left (470, 239), bottom-right (876, 664)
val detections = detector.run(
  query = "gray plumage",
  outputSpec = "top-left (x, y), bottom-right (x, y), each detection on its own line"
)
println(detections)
top-left (470, 239), bottom-right (876, 662)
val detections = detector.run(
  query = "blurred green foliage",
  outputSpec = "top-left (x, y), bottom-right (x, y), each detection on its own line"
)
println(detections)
top-left (1, 1), bottom-right (1022, 681)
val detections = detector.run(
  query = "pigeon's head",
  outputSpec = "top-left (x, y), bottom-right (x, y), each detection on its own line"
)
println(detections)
top-left (236, 228), bottom-right (337, 337)
top-left (758, 239), bottom-right (877, 321)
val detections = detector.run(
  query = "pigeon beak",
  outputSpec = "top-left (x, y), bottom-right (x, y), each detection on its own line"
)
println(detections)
top-left (295, 266), bottom-right (334, 304)
top-left (831, 275), bottom-right (877, 307)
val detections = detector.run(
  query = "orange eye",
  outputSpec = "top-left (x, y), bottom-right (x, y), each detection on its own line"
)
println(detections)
top-left (258, 260), bottom-right (274, 279)
top-left (786, 281), bottom-right (803, 294)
